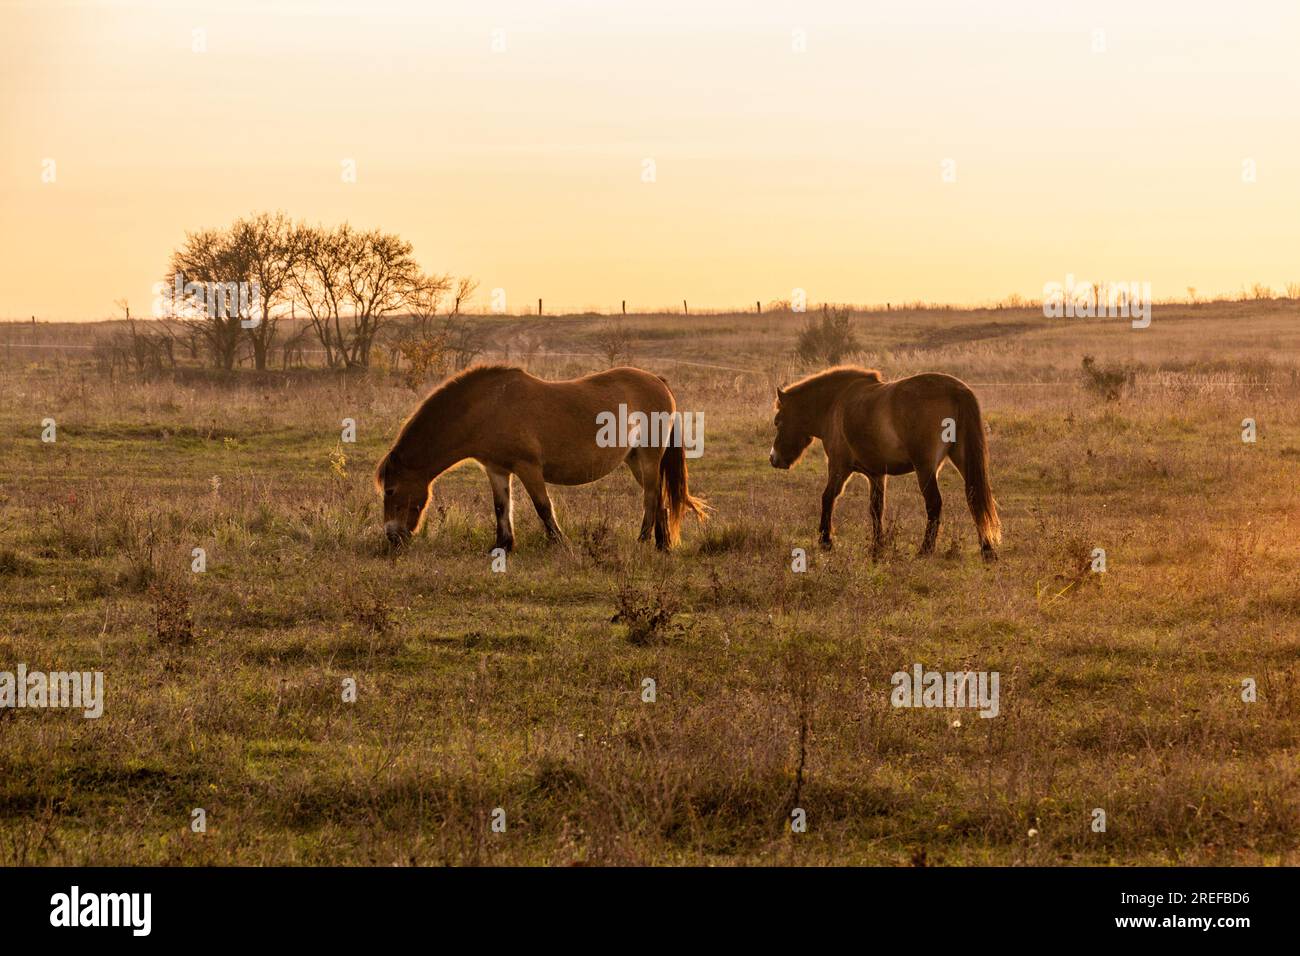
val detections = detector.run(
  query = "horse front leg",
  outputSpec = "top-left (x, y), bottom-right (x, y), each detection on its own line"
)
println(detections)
top-left (486, 467), bottom-right (514, 553)
top-left (819, 465), bottom-right (850, 550)
top-left (514, 462), bottom-right (566, 544)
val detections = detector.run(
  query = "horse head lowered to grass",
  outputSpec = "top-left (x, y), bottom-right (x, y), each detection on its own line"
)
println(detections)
top-left (376, 365), bottom-right (707, 552)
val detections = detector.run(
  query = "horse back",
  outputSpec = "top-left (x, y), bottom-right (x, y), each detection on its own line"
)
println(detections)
top-left (526, 366), bottom-right (674, 417)
top-left (838, 372), bottom-right (973, 472)
top-left (476, 366), bottom-right (676, 482)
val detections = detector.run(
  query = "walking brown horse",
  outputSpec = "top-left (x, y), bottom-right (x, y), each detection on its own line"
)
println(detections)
top-left (376, 365), bottom-right (707, 551)
top-left (768, 367), bottom-right (1001, 560)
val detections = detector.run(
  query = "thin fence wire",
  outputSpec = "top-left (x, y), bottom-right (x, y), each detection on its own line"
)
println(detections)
top-left (0, 341), bottom-right (1285, 389)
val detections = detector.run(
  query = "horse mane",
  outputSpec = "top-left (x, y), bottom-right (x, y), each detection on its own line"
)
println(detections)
top-left (374, 364), bottom-right (521, 490)
top-left (782, 365), bottom-right (884, 395)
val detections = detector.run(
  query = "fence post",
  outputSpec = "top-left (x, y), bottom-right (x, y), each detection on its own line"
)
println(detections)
top-left (756, 300), bottom-right (761, 314)
top-left (538, 298), bottom-right (543, 316)
top-left (682, 299), bottom-right (688, 316)
top-left (622, 300), bottom-right (626, 315)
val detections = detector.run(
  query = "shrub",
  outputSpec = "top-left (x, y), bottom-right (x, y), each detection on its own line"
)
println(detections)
top-left (0, 548), bottom-right (34, 576)
top-left (594, 320), bottom-right (635, 366)
top-left (150, 577), bottom-right (194, 646)
top-left (396, 331), bottom-right (451, 391)
top-left (611, 581), bottom-right (681, 645)
top-left (1080, 355), bottom-right (1132, 401)
top-left (796, 305), bottom-right (859, 365)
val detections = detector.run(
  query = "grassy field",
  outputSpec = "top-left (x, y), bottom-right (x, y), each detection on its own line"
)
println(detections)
top-left (1, 300), bottom-right (1298, 865)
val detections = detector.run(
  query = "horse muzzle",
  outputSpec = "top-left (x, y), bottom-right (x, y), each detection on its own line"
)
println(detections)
top-left (384, 522), bottom-right (412, 546)
top-left (769, 448), bottom-right (789, 470)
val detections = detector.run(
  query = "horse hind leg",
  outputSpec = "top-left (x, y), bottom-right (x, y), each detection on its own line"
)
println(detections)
top-left (945, 442), bottom-right (997, 562)
top-left (914, 467), bottom-right (942, 556)
top-left (868, 473), bottom-right (887, 558)
top-left (625, 452), bottom-right (660, 543)
top-left (628, 448), bottom-right (670, 549)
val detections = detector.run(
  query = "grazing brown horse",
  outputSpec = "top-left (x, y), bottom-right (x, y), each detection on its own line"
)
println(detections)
top-left (376, 365), bottom-right (706, 551)
top-left (768, 367), bottom-right (1001, 560)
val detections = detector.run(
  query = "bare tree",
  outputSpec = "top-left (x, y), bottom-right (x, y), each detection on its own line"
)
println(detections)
top-left (279, 321), bottom-right (312, 369)
top-left (389, 273), bottom-right (479, 381)
top-left (167, 228), bottom-right (254, 370)
top-left (229, 211), bottom-right (300, 370)
top-left (451, 276), bottom-right (479, 315)
top-left (108, 298), bottom-right (176, 376)
top-left (443, 316), bottom-right (486, 369)
top-left (155, 216), bottom-right (464, 372)
top-left (337, 228), bottom-right (429, 368)
top-left (405, 272), bottom-right (454, 336)
top-left (291, 223), bottom-right (350, 368)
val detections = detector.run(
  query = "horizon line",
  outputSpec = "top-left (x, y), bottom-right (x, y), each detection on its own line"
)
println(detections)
top-left (2, 290), bottom-right (1296, 325)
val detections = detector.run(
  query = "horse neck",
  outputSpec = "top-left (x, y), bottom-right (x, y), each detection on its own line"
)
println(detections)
top-left (396, 397), bottom-right (470, 479)
top-left (795, 377), bottom-right (849, 437)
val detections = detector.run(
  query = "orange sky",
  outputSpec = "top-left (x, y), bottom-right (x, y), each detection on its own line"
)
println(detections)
top-left (2, 0), bottom-right (1299, 319)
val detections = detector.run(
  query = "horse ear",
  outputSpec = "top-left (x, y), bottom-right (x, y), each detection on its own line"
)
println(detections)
top-left (775, 385), bottom-right (786, 402)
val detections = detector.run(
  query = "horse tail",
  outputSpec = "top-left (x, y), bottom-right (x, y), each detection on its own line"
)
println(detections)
top-left (955, 386), bottom-right (1001, 550)
top-left (660, 414), bottom-right (709, 547)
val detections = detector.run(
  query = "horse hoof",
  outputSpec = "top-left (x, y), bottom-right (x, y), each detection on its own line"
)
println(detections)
top-left (819, 538), bottom-right (833, 551)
